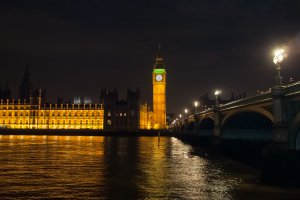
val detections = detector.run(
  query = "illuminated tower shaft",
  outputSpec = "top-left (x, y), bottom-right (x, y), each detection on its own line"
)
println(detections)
top-left (152, 49), bottom-right (166, 129)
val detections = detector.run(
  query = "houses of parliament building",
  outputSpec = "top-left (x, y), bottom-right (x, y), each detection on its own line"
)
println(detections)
top-left (0, 52), bottom-right (167, 131)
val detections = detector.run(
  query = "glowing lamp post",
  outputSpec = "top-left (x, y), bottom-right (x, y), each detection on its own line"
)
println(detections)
top-left (184, 108), bottom-right (189, 116)
top-left (273, 48), bottom-right (287, 87)
top-left (194, 101), bottom-right (199, 113)
top-left (214, 90), bottom-right (221, 107)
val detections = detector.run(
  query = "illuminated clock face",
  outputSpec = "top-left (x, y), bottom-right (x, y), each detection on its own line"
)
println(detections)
top-left (156, 74), bottom-right (163, 81)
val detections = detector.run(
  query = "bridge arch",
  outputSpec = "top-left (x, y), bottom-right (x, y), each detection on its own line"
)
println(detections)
top-left (222, 109), bottom-right (273, 139)
top-left (198, 117), bottom-right (214, 129)
top-left (222, 107), bottom-right (274, 127)
top-left (196, 117), bottom-right (214, 135)
top-left (289, 112), bottom-right (300, 150)
top-left (187, 121), bottom-right (195, 132)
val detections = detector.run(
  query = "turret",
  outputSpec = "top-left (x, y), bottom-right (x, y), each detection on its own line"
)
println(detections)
top-left (19, 63), bottom-right (33, 101)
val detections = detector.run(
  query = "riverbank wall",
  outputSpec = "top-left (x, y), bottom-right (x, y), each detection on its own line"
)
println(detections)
top-left (0, 128), bottom-right (171, 137)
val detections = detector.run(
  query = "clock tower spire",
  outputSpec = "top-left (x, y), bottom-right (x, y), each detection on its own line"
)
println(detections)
top-left (152, 44), bottom-right (166, 129)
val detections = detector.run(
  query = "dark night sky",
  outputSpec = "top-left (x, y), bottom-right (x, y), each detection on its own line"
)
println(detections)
top-left (1, 0), bottom-right (300, 114)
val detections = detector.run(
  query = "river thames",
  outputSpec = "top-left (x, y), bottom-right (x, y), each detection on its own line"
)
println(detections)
top-left (0, 135), bottom-right (299, 199)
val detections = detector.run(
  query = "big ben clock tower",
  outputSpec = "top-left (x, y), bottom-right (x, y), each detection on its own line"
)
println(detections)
top-left (152, 46), bottom-right (166, 129)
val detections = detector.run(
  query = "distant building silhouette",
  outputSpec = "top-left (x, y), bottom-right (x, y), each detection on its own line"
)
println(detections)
top-left (57, 96), bottom-right (64, 104)
top-left (18, 65), bottom-right (46, 104)
top-left (100, 88), bottom-right (147, 131)
top-left (19, 64), bottom-right (33, 101)
top-left (31, 88), bottom-right (46, 105)
top-left (1, 81), bottom-right (12, 100)
top-left (84, 96), bottom-right (92, 104)
top-left (100, 88), bottom-right (118, 131)
top-left (0, 51), bottom-right (158, 131)
top-left (73, 97), bottom-right (81, 104)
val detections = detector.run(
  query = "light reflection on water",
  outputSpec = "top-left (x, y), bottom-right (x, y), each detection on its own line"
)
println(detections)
top-left (0, 135), bottom-right (299, 199)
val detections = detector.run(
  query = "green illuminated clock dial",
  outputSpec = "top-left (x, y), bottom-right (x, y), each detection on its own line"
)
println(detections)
top-left (156, 74), bottom-right (163, 81)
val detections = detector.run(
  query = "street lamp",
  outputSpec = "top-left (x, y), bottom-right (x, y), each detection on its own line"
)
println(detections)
top-left (194, 101), bottom-right (199, 113)
top-left (214, 89), bottom-right (221, 107)
top-left (273, 48), bottom-right (287, 86)
top-left (179, 114), bottom-right (182, 118)
top-left (184, 108), bottom-right (189, 115)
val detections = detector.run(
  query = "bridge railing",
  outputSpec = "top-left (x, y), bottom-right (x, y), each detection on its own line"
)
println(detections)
top-left (285, 81), bottom-right (300, 97)
top-left (173, 81), bottom-right (300, 127)
top-left (178, 91), bottom-right (273, 123)
top-left (219, 91), bottom-right (272, 111)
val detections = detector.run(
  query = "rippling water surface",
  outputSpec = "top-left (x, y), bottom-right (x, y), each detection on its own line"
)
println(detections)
top-left (0, 135), bottom-right (299, 199)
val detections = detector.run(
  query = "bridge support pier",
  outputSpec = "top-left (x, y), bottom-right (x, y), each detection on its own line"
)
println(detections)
top-left (213, 107), bottom-right (221, 137)
top-left (272, 87), bottom-right (288, 144)
top-left (260, 87), bottom-right (300, 186)
top-left (273, 123), bottom-right (288, 144)
top-left (211, 107), bottom-right (222, 153)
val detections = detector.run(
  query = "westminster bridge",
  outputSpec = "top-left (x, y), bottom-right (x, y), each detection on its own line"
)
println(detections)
top-left (171, 81), bottom-right (300, 150)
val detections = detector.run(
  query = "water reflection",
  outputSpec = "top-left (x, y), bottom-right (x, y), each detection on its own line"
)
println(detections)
top-left (0, 135), bottom-right (299, 199)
